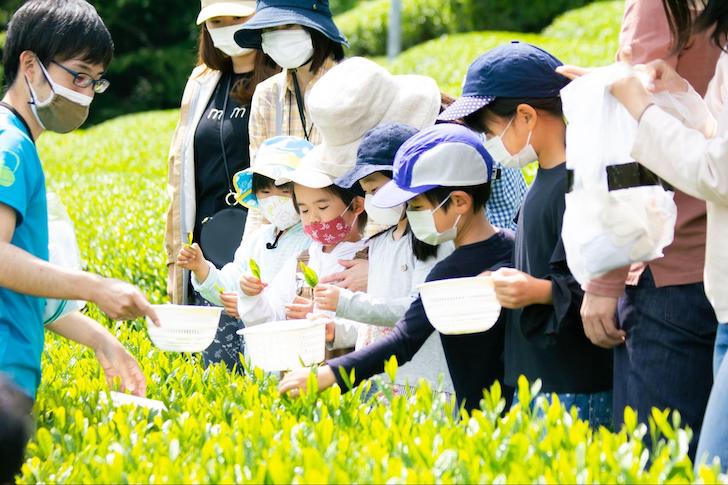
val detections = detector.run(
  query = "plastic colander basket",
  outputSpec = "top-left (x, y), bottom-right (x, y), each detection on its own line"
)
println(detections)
top-left (418, 276), bottom-right (502, 335)
top-left (146, 304), bottom-right (222, 352)
top-left (237, 319), bottom-right (326, 372)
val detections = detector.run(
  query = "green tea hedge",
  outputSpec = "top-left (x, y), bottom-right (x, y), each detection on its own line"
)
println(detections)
top-left (335, 0), bottom-right (607, 56)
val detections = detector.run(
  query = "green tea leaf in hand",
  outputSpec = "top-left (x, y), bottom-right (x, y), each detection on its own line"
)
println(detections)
top-left (250, 258), bottom-right (262, 281)
top-left (299, 262), bottom-right (319, 288)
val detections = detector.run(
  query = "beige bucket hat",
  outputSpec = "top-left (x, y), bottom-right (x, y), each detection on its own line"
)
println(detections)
top-left (197, 0), bottom-right (256, 25)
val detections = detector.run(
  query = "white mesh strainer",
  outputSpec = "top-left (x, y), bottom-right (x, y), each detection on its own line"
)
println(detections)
top-left (418, 276), bottom-right (502, 335)
top-left (146, 304), bottom-right (222, 352)
top-left (237, 319), bottom-right (325, 372)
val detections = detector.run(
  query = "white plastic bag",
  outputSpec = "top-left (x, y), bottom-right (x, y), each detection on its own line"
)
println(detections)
top-left (43, 192), bottom-right (85, 324)
top-left (561, 64), bottom-right (677, 285)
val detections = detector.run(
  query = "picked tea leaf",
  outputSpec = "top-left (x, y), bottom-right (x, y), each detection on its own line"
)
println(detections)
top-left (250, 258), bottom-right (262, 281)
top-left (185, 232), bottom-right (193, 247)
top-left (299, 262), bottom-right (319, 288)
top-left (214, 284), bottom-right (225, 294)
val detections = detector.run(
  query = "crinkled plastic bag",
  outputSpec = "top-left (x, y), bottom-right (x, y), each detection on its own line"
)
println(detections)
top-left (561, 64), bottom-right (677, 285)
top-left (43, 192), bottom-right (85, 324)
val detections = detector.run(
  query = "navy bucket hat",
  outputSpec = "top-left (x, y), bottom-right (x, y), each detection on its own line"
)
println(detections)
top-left (438, 41), bottom-right (570, 121)
top-left (335, 123), bottom-right (419, 189)
top-left (234, 0), bottom-right (348, 49)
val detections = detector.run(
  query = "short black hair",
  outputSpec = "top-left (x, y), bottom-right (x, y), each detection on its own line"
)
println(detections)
top-left (251, 173), bottom-right (277, 194)
top-left (3, 0), bottom-right (114, 89)
top-left (422, 183), bottom-right (492, 214)
top-left (464, 97), bottom-right (563, 133)
top-left (0, 376), bottom-right (33, 484)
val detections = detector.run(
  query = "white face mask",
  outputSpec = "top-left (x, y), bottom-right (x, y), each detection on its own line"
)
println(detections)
top-left (406, 194), bottom-right (461, 246)
top-left (483, 117), bottom-right (538, 169)
top-left (261, 29), bottom-right (314, 69)
top-left (364, 194), bottom-right (404, 227)
top-left (258, 195), bottom-right (300, 231)
top-left (208, 25), bottom-right (256, 57)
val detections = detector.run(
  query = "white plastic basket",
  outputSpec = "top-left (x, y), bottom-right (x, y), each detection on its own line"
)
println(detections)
top-left (146, 304), bottom-right (222, 352)
top-left (418, 276), bottom-right (502, 335)
top-left (237, 319), bottom-right (325, 372)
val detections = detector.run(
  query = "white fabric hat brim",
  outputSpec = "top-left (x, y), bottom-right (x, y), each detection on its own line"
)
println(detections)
top-left (197, 2), bottom-right (256, 25)
top-left (275, 167), bottom-right (337, 189)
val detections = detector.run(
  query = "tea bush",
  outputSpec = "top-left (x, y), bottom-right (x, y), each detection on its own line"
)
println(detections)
top-left (384, 28), bottom-right (620, 96)
top-left (335, 0), bottom-right (610, 56)
top-left (22, 328), bottom-right (726, 483)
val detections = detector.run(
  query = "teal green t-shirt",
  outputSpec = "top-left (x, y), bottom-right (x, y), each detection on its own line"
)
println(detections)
top-left (0, 105), bottom-right (49, 398)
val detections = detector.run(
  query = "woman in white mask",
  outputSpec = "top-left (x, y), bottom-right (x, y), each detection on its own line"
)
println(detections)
top-left (165, 0), bottom-right (279, 368)
top-left (231, 0), bottom-right (348, 243)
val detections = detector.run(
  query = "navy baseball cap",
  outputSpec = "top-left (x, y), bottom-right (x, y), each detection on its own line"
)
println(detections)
top-left (372, 123), bottom-right (494, 209)
top-left (335, 123), bottom-right (418, 189)
top-left (438, 41), bottom-right (570, 121)
top-left (234, 0), bottom-right (348, 49)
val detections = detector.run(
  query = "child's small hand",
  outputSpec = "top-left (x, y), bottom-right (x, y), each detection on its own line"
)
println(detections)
top-left (285, 296), bottom-right (313, 320)
top-left (219, 292), bottom-right (240, 318)
top-left (314, 284), bottom-right (340, 312)
top-left (492, 267), bottom-right (551, 309)
top-left (176, 243), bottom-right (208, 278)
top-left (240, 274), bottom-right (266, 297)
top-left (278, 365), bottom-right (336, 398)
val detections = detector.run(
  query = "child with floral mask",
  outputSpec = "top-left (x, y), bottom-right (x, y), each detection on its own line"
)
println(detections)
top-left (278, 123), bottom-right (512, 412)
top-left (304, 123), bottom-right (455, 394)
top-left (439, 41), bottom-right (613, 428)
top-left (236, 151), bottom-right (369, 354)
top-left (177, 136), bottom-right (312, 323)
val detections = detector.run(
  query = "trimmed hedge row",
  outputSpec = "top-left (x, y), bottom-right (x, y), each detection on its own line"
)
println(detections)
top-left (335, 0), bottom-right (605, 56)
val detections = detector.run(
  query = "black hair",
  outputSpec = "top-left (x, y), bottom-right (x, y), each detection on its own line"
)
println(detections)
top-left (251, 173), bottom-right (277, 193)
top-left (464, 97), bottom-right (563, 133)
top-left (0, 376), bottom-right (33, 484)
top-left (291, 184), bottom-right (368, 231)
top-left (305, 27), bottom-right (345, 74)
top-left (662, 0), bottom-right (728, 53)
top-left (422, 184), bottom-right (492, 215)
top-left (3, 0), bottom-right (114, 89)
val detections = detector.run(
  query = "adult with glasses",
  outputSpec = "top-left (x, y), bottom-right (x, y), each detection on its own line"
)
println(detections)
top-left (0, 0), bottom-right (159, 434)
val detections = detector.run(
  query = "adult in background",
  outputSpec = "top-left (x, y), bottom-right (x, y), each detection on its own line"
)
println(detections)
top-left (599, 0), bottom-right (728, 469)
top-left (165, 0), bottom-right (278, 368)
top-left (233, 0), bottom-right (347, 243)
top-left (577, 0), bottom-right (720, 457)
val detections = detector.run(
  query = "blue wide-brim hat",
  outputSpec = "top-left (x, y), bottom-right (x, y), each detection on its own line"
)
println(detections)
top-left (234, 0), bottom-right (348, 49)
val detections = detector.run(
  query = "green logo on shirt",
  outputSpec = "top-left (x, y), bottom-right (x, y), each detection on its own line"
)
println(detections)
top-left (0, 152), bottom-right (20, 187)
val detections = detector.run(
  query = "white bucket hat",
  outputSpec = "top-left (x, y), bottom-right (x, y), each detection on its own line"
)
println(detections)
top-left (275, 149), bottom-right (344, 188)
top-left (303, 57), bottom-right (441, 174)
top-left (197, 0), bottom-right (256, 25)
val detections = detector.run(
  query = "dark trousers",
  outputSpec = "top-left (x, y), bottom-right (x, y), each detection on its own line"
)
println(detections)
top-left (615, 269), bottom-right (717, 459)
top-left (193, 293), bottom-right (244, 372)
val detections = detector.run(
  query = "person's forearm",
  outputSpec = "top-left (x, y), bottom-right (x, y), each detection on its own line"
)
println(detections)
top-left (46, 312), bottom-right (109, 351)
top-left (0, 242), bottom-right (102, 301)
top-left (529, 278), bottom-right (553, 305)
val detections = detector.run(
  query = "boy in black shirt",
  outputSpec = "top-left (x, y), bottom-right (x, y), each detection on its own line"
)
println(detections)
top-left (279, 123), bottom-right (513, 412)
top-left (439, 42), bottom-right (612, 428)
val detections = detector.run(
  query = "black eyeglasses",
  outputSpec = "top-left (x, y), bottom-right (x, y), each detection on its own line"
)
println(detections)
top-left (51, 61), bottom-right (110, 94)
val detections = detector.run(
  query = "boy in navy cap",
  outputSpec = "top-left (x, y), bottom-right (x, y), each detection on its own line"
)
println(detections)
top-left (279, 123), bottom-right (513, 412)
top-left (441, 42), bottom-right (613, 428)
